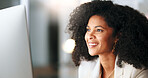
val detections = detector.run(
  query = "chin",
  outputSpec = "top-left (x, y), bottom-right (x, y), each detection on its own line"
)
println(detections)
top-left (88, 51), bottom-right (97, 56)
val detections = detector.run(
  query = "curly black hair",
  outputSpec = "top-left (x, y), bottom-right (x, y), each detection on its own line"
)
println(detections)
top-left (67, 1), bottom-right (148, 69)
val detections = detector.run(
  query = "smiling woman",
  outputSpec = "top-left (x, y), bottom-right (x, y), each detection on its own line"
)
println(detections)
top-left (85, 15), bottom-right (116, 56)
top-left (67, 0), bottom-right (148, 78)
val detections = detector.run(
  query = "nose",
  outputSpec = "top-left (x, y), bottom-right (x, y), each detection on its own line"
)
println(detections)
top-left (89, 35), bottom-right (95, 39)
top-left (88, 32), bottom-right (95, 40)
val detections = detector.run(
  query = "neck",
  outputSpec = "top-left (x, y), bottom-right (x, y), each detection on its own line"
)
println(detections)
top-left (99, 52), bottom-right (116, 75)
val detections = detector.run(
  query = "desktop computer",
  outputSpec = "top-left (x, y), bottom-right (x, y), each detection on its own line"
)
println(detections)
top-left (0, 5), bottom-right (33, 78)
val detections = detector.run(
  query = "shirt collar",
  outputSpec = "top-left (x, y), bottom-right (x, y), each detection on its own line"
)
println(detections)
top-left (90, 56), bottom-right (123, 78)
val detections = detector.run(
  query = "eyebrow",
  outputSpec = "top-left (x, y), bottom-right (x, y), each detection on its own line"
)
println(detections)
top-left (86, 26), bottom-right (105, 29)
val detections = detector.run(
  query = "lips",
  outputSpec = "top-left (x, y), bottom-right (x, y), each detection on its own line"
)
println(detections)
top-left (88, 42), bottom-right (98, 48)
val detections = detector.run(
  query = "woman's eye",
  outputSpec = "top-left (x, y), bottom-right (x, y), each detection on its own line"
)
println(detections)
top-left (97, 29), bottom-right (103, 32)
top-left (86, 29), bottom-right (90, 31)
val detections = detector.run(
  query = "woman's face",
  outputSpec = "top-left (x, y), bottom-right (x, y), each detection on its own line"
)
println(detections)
top-left (85, 15), bottom-right (117, 56)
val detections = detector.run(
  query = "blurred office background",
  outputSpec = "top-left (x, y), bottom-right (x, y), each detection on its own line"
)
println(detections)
top-left (0, 0), bottom-right (148, 78)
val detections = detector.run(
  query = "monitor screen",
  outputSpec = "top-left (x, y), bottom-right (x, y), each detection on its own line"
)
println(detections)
top-left (0, 5), bottom-right (33, 78)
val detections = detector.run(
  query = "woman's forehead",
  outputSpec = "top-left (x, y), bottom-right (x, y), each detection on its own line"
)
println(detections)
top-left (87, 15), bottom-right (109, 28)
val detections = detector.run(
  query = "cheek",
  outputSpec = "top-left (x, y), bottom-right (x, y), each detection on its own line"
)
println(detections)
top-left (98, 36), bottom-right (114, 46)
top-left (97, 37), bottom-right (103, 43)
top-left (106, 36), bottom-right (116, 48)
top-left (84, 33), bottom-right (87, 41)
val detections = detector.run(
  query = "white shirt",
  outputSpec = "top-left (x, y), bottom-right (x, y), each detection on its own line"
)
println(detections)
top-left (78, 57), bottom-right (148, 78)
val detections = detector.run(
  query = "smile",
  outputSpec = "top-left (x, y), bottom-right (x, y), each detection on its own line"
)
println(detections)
top-left (88, 42), bottom-right (98, 48)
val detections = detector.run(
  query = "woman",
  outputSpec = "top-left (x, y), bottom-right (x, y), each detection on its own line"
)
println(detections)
top-left (67, 1), bottom-right (148, 78)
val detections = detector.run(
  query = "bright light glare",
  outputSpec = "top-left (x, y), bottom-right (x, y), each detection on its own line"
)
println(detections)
top-left (42, 0), bottom-right (78, 13)
top-left (63, 39), bottom-right (75, 53)
top-left (80, 0), bottom-right (91, 4)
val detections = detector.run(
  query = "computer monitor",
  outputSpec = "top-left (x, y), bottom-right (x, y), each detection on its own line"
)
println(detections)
top-left (0, 5), bottom-right (33, 78)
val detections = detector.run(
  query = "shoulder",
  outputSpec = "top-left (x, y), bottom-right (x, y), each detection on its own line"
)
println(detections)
top-left (123, 62), bottom-right (148, 78)
top-left (131, 67), bottom-right (148, 78)
top-left (79, 59), bottom-right (97, 68)
top-left (78, 59), bottom-right (98, 78)
top-left (115, 60), bottom-right (148, 78)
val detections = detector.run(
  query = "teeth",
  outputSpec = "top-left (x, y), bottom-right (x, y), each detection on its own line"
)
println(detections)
top-left (89, 43), bottom-right (97, 45)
